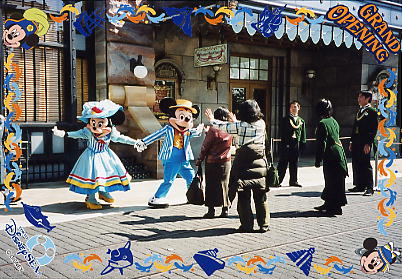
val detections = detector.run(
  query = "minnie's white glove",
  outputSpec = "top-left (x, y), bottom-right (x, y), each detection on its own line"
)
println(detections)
top-left (195, 123), bottom-right (204, 134)
top-left (52, 126), bottom-right (65, 137)
top-left (134, 140), bottom-right (147, 152)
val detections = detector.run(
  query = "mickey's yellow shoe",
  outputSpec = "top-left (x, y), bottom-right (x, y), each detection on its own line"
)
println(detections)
top-left (98, 192), bottom-right (115, 203)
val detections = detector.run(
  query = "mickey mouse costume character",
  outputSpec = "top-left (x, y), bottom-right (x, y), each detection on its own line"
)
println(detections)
top-left (136, 98), bottom-right (203, 208)
top-left (52, 100), bottom-right (145, 210)
top-left (357, 237), bottom-right (401, 274)
top-left (3, 8), bottom-right (49, 50)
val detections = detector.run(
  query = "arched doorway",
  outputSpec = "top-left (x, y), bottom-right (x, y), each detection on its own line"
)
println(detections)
top-left (154, 60), bottom-right (184, 120)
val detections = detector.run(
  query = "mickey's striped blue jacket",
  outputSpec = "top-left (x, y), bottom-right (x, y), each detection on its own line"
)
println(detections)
top-left (142, 125), bottom-right (202, 161)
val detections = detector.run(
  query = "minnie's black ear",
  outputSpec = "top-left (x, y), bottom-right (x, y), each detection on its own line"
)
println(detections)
top-left (110, 109), bottom-right (125, 126)
top-left (159, 98), bottom-right (176, 115)
top-left (363, 238), bottom-right (377, 251)
top-left (192, 105), bottom-right (200, 119)
top-left (24, 34), bottom-right (39, 49)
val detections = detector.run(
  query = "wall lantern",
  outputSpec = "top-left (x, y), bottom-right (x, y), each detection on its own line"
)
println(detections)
top-left (207, 65), bottom-right (222, 90)
top-left (306, 69), bottom-right (316, 79)
top-left (130, 55), bottom-right (148, 78)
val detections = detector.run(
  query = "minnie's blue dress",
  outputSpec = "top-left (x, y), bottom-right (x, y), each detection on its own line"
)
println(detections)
top-left (66, 127), bottom-right (136, 195)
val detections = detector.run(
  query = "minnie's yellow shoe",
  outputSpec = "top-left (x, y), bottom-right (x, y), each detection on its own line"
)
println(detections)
top-left (98, 192), bottom-right (115, 203)
top-left (85, 194), bottom-right (102, 209)
top-left (85, 201), bottom-right (102, 210)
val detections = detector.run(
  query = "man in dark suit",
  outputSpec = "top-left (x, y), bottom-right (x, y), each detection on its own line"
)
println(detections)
top-left (349, 91), bottom-right (378, 196)
top-left (277, 101), bottom-right (306, 187)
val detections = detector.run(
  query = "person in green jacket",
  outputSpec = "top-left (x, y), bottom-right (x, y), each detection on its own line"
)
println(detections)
top-left (314, 99), bottom-right (348, 215)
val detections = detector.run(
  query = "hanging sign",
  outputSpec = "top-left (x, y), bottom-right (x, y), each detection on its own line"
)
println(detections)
top-left (193, 44), bottom-right (228, 67)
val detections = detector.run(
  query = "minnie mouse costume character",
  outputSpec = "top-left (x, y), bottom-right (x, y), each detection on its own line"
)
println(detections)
top-left (53, 100), bottom-right (145, 210)
top-left (137, 98), bottom-right (204, 208)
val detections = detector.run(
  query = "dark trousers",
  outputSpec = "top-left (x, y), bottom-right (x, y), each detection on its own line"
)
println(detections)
top-left (237, 188), bottom-right (270, 230)
top-left (277, 144), bottom-right (299, 184)
top-left (352, 144), bottom-right (373, 190)
top-left (322, 163), bottom-right (347, 209)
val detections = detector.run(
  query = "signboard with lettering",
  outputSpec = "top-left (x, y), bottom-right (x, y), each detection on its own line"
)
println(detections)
top-left (194, 44), bottom-right (228, 67)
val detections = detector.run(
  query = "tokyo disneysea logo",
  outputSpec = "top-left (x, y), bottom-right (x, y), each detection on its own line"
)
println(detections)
top-left (4, 218), bottom-right (56, 275)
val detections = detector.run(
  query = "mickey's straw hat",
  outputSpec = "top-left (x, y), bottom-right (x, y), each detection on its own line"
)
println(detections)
top-left (78, 100), bottom-right (122, 123)
top-left (169, 99), bottom-right (197, 114)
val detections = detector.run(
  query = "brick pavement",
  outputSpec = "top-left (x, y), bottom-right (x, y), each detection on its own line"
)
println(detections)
top-left (0, 179), bottom-right (401, 279)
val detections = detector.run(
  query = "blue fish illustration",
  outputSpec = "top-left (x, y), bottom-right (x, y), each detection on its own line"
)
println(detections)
top-left (227, 256), bottom-right (246, 266)
top-left (22, 203), bottom-right (56, 232)
top-left (386, 69), bottom-right (396, 88)
top-left (134, 262), bottom-right (153, 272)
top-left (194, 7), bottom-right (214, 17)
top-left (378, 99), bottom-right (388, 118)
top-left (265, 255), bottom-right (286, 266)
top-left (235, 7), bottom-right (253, 16)
top-left (5, 112), bottom-right (14, 131)
top-left (333, 264), bottom-right (353, 274)
top-left (257, 264), bottom-right (277, 274)
top-left (11, 123), bottom-right (22, 142)
top-left (107, 12), bottom-right (127, 24)
top-left (12, 162), bottom-right (21, 182)
top-left (101, 241), bottom-right (134, 275)
top-left (174, 262), bottom-right (193, 272)
top-left (377, 218), bottom-right (388, 236)
top-left (144, 253), bottom-right (163, 264)
top-left (64, 253), bottom-right (82, 263)
top-left (117, 4), bottom-right (136, 15)
top-left (4, 73), bottom-right (14, 90)
top-left (147, 13), bottom-right (167, 24)
top-left (385, 147), bottom-right (396, 167)
top-left (306, 15), bottom-right (325, 25)
top-left (5, 153), bottom-right (14, 172)
top-left (386, 189), bottom-right (397, 206)
top-left (378, 139), bottom-right (388, 157)
top-left (387, 109), bottom-right (397, 127)
top-left (4, 192), bottom-right (14, 211)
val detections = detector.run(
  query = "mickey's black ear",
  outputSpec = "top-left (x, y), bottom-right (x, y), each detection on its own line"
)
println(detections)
top-left (110, 109), bottom-right (125, 126)
top-left (363, 238), bottom-right (377, 250)
top-left (159, 98), bottom-right (176, 115)
top-left (24, 34), bottom-right (39, 49)
top-left (192, 105), bottom-right (200, 119)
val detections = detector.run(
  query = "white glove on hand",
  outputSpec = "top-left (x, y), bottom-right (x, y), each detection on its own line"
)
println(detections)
top-left (134, 140), bottom-right (147, 152)
top-left (52, 126), bottom-right (65, 137)
top-left (195, 123), bottom-right (204, 134)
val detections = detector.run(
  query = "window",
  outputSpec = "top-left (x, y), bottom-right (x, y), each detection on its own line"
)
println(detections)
top-left (154, 63), bottom-right (180, 120)
top-left (230, 56), bottom-right (269, 81)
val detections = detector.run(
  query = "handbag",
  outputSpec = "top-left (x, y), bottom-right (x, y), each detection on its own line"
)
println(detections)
top-left (186, 166), bottom-right (205, 205)
top-left (265, 132), bottom-right (280, 189)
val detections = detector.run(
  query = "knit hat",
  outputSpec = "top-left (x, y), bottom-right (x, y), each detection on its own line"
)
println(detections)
top-left (377, 242), bottom-right (400, 272)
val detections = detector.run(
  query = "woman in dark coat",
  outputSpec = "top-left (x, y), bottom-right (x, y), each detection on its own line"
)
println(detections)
top-left (205, 100), bottom-right (270, 233)
top-left (196, 107), bottom-right (233, 218)
top-left (314, 99), bottom-right (348, 215)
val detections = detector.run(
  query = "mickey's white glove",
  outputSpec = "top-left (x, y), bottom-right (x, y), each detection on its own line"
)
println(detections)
top-left (52, 126), bottom-right (65, 137)
top-left (195, 123), bottom-right (204, 134)
top-left (134, 140), bottom-right (147, 152)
